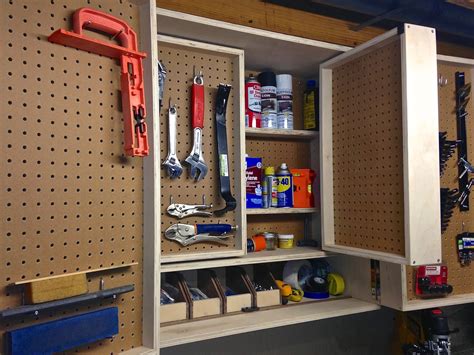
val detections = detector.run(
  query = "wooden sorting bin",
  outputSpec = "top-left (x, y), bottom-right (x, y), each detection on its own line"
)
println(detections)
top-left (253, 265), bottom-right (281, 308)
top-left (182, 270), bottom-right (223, 319)
top-left (160, 273), bottom-right (189, 324)
top-left (224, 267), bottom-right (253, 313)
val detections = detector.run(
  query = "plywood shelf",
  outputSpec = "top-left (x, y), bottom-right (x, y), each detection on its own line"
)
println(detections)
top-left (245, 128), bottom-right (318, 140)
top-left (161, 247), bottom-right (331, 273)
top-left (246, 208), bottom-right (318, 215)
top-left (160, 297), bottom-right (380, 348)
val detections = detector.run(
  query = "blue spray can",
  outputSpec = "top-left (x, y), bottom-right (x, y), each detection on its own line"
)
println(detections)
top-left (276, 163), bottom-right (293, 208)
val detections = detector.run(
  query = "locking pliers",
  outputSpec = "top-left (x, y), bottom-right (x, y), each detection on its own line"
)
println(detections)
top-left (165, 223), bottom-right (236, 247)
top-left (167, 203), bottom-right (213, 219)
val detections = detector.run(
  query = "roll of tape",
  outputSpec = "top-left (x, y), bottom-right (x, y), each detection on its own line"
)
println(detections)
top-left (283, 260), bottom-right (312, 290)
top-left (328, 273), bottom-right (345, 296)
top-left (251, 235), bottom-right (266, 252)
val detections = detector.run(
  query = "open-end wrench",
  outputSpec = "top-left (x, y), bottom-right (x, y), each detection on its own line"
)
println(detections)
top-left (162, 102), bottom-right (183, 179)
top-left (185, 71), bottom-right (208, 181)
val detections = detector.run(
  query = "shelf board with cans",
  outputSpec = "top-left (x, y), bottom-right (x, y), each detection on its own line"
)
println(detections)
top-left (244, 70), bottom-right (321, 255)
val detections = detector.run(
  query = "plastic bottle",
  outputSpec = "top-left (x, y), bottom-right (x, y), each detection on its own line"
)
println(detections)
top-left (303, 80), bottom-right (319, 131)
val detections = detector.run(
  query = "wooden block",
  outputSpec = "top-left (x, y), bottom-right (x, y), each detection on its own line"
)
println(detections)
top-left (256, 289), bottom-right (281, 308)
top-left (25, 274), bottom-right (88, 304)
top-left (160, 303), bottom-right (188, 323)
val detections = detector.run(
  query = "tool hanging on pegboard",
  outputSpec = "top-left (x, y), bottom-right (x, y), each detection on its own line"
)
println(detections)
top-left (439, 132), bottom-right (460, 176)
top-left (185, 69), bottom-right (208, 181)
top-left (415, 265), bottom-right (453, 298)
top-left (214, 84), bottom-right (237, 216)
top-left (48, 7), bottom-right (149, 157)
top-left (457, 232), bottom-right (474, 266)
top-left (164, 223), bottom-right (236, 246)
top-left (440, 188), bottom-right (459, 233)
top-left (167, 195), bottom-right (213, 219)
top-left (162, 102), bottom-right (183, 178)
top-left (455, 72), bottom-right (471, 210)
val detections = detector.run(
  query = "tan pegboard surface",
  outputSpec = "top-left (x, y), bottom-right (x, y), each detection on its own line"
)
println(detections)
top-left (406, 63), bottom-right (474, 300)
top-left (247, 215), bottom-right (307, 243)
top-left (159, 41), bottom-right (239, 256)
top-left (331, 40), bottom-right (405, 255)
top-left (1, 0), bottom-right (143, 353)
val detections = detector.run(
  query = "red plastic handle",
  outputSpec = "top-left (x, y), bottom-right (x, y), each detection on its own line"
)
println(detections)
top-left (192, 83), bottom-right (204, 129)
top-left (73, 7), bottom-right (137, 51)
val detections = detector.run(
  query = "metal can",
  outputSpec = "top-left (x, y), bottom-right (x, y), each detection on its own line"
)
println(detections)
top-left (276, 163), bottom-right (293, 208)
top-left (245, 74), bottom-right (261, 128)
top-left (262, 166), bottom-right (278, 208)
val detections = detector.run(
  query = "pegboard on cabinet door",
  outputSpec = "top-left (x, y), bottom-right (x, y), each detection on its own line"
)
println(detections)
top-left (406, 63), bottom-right (474, 300)
top-left (158, 42), bottom-right (238, 255)
top-left (331, 40), bottom-right (405, 256)
top-left (1, 1), bottom-right (143, 353)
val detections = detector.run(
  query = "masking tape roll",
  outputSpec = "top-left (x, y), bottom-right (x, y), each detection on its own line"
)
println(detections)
top-left (328, 273), bottom-right (345, 296)
top-left (251, 235), bottom-right (266, 252)
top-left (283, 260), bottom-right (312, 290)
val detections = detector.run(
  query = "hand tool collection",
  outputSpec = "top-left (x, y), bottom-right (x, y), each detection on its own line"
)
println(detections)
top-left (165, 223), bottom-right (236, 247)
top-left (455, 73), bottom-right (471, 211)
top-left (161, 69), bottom-right (237, 245)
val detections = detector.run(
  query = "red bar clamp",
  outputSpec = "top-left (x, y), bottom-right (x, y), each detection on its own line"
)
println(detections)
top-left (48, 8), bottom-right (149, 157)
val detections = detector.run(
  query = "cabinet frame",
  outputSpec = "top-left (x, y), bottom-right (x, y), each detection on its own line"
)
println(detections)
top-left (320, 24), bottom-right (441, 266)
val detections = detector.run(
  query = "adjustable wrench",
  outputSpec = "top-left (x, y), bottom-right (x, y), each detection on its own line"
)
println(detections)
top-left (185, 71), bottom-right (208, 181)
top-left (162, 102), bottom-right (183, 179)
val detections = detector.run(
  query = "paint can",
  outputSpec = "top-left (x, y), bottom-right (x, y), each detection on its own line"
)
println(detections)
top-left (258, 71), bottom-right (277, 128)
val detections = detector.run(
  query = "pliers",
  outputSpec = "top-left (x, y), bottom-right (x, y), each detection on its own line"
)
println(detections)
top-left (165, 223), bottom-right (236, 247)
top-left (167, 203), bottom-right (213, 219)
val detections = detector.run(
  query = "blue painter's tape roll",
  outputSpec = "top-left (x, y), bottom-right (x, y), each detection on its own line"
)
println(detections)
top-left (6, 307), bottom-right (119, 355)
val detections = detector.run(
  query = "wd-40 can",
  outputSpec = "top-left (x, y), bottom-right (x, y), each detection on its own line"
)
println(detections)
top-left (245, 74), bottom-right (261, 128)
top-left (276, 163), bottom-right (293, 208)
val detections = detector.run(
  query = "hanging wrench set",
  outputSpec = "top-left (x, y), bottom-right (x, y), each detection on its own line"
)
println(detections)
top-left (159, 44), bottom-right (241, 252)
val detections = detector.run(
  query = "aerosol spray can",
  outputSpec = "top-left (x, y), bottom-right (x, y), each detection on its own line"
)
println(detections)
top-left (245, 74), bottom-right (261, 128)
top-left (262, 166), bottom-right (278, 208)
top-left (258, 71), bottom-right (277, 128)
top-left (276, 163), bottom-right (293, 208)
top-left (276, 74), bottom-right (293, 130)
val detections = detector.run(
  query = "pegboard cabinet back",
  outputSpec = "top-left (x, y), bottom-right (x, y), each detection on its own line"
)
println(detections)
top-left (320, 24), bottom-right (441, 265)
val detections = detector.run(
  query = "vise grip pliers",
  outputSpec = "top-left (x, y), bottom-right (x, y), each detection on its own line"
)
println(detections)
top-left (167, 203), bottom-right (213, 219)
top-left (165, 223), bottom-right (236, 247)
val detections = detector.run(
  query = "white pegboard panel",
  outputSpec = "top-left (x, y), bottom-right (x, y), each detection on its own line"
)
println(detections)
top-left (1, 0), bottom-right (144, 353)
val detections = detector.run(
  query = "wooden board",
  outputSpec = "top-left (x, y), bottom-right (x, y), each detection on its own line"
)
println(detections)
top-left (330, 40), bottom-right (405, 256)
top-left (160, 297), bottom-right (380, 348)
top-left (0, 1), bottom-right (143, 353)
top-left (406, 62), bottom-right (474, 300)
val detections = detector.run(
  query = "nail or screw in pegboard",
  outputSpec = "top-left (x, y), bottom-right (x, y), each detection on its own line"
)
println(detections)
top-left (406, 63), bottom-right (474, 300)
top-left (158, 41), bottom-right (240, 256)
top-left (331, 40), bottom-right (405, 256)
top-left (1, 1), bottom-right (143, 353)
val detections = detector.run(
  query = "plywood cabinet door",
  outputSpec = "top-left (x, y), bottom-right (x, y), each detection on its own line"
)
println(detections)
top-left (320, 24), bottom-right (441, 266)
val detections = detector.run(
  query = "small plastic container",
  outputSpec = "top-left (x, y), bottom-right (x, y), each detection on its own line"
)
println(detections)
top-left (278, 234), bottom-right (294, 249)
top-left (263, 232), bottom-right (276, 250)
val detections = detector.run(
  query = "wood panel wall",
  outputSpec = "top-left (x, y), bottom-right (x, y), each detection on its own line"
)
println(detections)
top-left (156, 0), bottom-right (474, 59)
